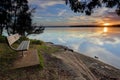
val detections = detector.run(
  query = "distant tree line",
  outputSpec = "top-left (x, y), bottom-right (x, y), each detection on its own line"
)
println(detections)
top-left (0, 0), bottom-right (44, 36)
top-left (65, 0), bottom-right (120, 15)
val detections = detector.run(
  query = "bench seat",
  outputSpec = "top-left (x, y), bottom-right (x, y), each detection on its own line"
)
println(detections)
top-left (17, 41), bottom-right (30, 51)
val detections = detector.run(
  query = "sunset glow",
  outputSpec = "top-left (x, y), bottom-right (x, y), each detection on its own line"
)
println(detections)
top-left (28, 0), bottom-right (120, 26)
top-left (103, 23), bottom-right (110, 26)
top-left (103, 27), bottom-right (108, 33)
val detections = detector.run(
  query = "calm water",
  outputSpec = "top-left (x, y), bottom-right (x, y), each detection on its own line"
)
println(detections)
top-left (29, 27), bottom-right (120, 69)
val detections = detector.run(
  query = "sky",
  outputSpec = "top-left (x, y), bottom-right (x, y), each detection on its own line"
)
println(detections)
top-left (28, 0), bottom-right (120, 26)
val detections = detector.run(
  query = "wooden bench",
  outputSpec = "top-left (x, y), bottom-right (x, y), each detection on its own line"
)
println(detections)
top-left (6, 34), bottom-right (30, 56)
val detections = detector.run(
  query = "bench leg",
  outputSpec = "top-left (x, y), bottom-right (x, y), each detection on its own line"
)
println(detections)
top-left (22, 51), bottom-right (25, 57)
top-left (22, 51), bottom-right (23, 56)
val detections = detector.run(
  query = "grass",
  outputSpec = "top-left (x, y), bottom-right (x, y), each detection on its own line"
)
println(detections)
top-left (37, 44), bottom-right (59, 54)
top-left (30, 39), bottom-right (44, 45)
top-left (0, 43), bottom-right (18, 72)
top-left (37, 47), bottom-right (44, 69)
top-left (0, 35), bottom-right (59, 74)
top-left (0, 35), bottom-right (74, 80)
top-left (30, 43), bottom-right (59, 69)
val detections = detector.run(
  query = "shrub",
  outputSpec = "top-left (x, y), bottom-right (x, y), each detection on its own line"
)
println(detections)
top-left (0, 36), bottom-right (6, 43)
top-left (15, 36), bottom-right (29, 44)
top-left (19, 36), bottom-right (29, 41)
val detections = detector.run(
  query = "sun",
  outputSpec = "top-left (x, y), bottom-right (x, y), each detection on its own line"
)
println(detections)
top-left (103, 23), bottom-right (110, 26)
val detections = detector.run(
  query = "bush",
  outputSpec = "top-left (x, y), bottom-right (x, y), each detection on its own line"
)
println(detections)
top-left (19, 36), bottom-right (29, 41)
top-left (19, 37), bottom-right (44, 45)
top-left (0, 36), bottom-right (6, 43)
top-left (15, 36), bottom-right (29, 44)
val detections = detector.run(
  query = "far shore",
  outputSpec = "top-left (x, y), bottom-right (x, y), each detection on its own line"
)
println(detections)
top-left (44, 24), bottom-right (120, 28)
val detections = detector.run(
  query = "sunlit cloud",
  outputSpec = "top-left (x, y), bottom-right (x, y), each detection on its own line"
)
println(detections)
top-left (28, 0), bottom-right (120, 26)
top-left (102, 12), bottom-right (120, 25)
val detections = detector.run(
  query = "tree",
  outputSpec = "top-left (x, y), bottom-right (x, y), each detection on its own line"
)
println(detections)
top-left (16, 10), bottom-right (44, 36)
top-left (7, 0), bottom-right (44, 36)
top-left (0, 0), bottom-right (44, 36)
top-left (15, 0), bottom-right (34, 36)
top-left (0, 0), bottom-right (11, 35)
top-left (65, 0), bottom-right (120, 15)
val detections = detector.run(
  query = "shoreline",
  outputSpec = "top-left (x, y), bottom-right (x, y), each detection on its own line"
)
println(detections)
top-left (0, 41), bottom-right (120, 80)
top-left (46, 42), bottom-right (120, 79)
top-left (46, 42), bottom-right (120, 69)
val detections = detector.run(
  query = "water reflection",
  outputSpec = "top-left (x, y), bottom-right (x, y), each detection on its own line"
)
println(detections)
top-left (29, 27), bottom-right (120, 69)
top-left (103, 27), bottom-right (108, 33)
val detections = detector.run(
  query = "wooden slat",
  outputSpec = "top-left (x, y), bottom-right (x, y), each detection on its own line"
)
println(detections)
top-left (6, 34), bottom-right (30, 52)
top-left (7, 34), bottom-right (20, 45)
top-left (17, 41), bottom-right (30, 51)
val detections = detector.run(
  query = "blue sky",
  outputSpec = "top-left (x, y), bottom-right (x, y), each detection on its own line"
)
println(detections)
top-left (28, 0), bottom-right (120, 26)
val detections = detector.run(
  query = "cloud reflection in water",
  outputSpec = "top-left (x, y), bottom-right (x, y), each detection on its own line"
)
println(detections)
top-left (29, 27), bottom-right (120, 69)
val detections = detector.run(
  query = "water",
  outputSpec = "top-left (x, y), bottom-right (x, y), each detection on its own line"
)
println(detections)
top-left (29, 27), bottom-right (120, 69)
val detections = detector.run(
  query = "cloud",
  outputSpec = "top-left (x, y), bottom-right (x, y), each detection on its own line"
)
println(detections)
top-left (28, 0), bottom-right (64, 8)
top-left (66, 15), bottom-right (102, 25)
top-left (93, 7), bottom-right (120, 25)
top-left (83, 45), bottom-right (120, 68)
top-left (58, 9), bottom-right (67, 16)
top-left (90, 32), bottom-right (120, 45)
top-left (58, 38), bottom-right (66, 43)
top-left (93, 7), bottom-right (109, 16)
top-left (102, 12), bottom-right (120, 24)
top-left (69, 44), bottom-right (80, 51)
top-left (34, 16), bottom-right (43, 19)
top-left (28, 27), bottom-right (120, 69)
top-left (28, 0), bottom-right (120, 26)
top-left (40, 1), bottom-right (64, 8)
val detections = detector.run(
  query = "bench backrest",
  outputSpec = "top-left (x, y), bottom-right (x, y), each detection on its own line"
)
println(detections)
top-left (7, 34), bottom-right (21, 45)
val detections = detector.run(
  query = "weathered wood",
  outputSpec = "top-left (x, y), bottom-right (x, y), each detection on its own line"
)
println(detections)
top-left (7, 34), bottom-right (20, 45)
top-left (6, 34), bottom-right (30, 52)
top-left (7, 34), bottom-right (39, 69)
top-left (12, 50), bottom-right (39, 69)
top-left (17, 41), bottom-right (30, 51)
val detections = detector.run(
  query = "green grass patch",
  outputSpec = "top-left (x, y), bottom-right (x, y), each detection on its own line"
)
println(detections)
top-left (0, 37), bottom-right (63, 80)
top-left (37, 48), bottom-right (44, 69)
top-left (0, 43), bottom-right (18, 72)
top-left (30, 42), bottom-right (59, 69)
top-left (38, 44), bottom-right (59, 54)
top-left (30, 44), bottom-right (45, 69)
top-left (0, 37), bottom-right (58, 72)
